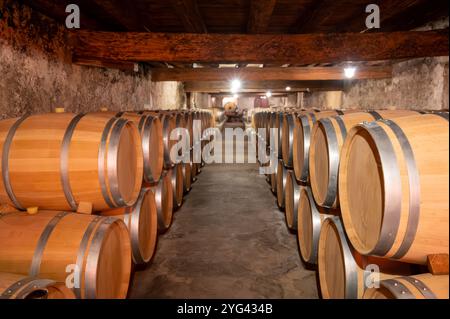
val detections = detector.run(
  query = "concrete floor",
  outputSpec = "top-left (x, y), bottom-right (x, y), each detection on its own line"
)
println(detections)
top-left (129, 157), bottom-right (319, 299)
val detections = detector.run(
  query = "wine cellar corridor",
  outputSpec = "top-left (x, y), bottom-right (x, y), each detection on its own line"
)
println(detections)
top-left (130, 159), bottom-right (318, 299)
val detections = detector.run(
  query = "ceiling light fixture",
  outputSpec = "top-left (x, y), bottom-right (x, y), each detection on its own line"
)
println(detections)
top-left (230, 79), bottom-right (242, 93)
top-left (344, 66), bottom-right (357, 79)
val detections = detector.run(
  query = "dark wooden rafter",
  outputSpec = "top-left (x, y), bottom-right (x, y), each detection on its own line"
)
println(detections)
top-left (72, 30), bottom-right (449, 64)
top-left (169, 0), bottom-right (207, 33)
top-left (337, 0), bottom-right (449, 32)
top-left (73, 56), bottom-right (138, 72)
top-left (21, 0), bottom-right (107, 30)
top-left (373, 0), bottom-right (449, 32)
top-left (92, 0), bottom-right (142, 31)
top-left (247, 0), bottom-right (277, 34)
top-left (295, 0), bottom-right (332, 33)
top-left (153, 66), bottom-right (392, 81)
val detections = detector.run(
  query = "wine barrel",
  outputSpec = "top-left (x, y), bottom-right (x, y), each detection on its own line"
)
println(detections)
top-left (339, 113), bottom-right (449, 264)
top-left (184, 112), bottom-right (194, 149)
top-left (182, 162), bottom-right (192, 193)
top-left (318, 217), bottom-right (415, 299)
top-left (0, 211), bottom-right (131, 299)
top-left (118, 112), bottom-right (164, 184)
top-left (297, 186), bottom-right (337, 265)
top-left (276, 112), bottom-right (284, 159)
top-left (100, 188), bottom-right (158, 265)
top-left (270, 158), bottom-right (278, 194)
top-left (281, 112), bottom-right (304, 168)
top-left (276, 160), bottom-right (288, 209)
top-left (151, 171), bottom-right (174, 233)
top-left (95, 111), bottom-right (164, 184)
top-left (310, 110), bottom-right (419, 208)
top-left (0, 272), bottom-right (75, 299)
top-left (224, 102), bottom-right (237, 112)
top-left (284, 170), bottom-right (302, 231)
top-left (292, 110), bottom-right (345, 183)
top-left (363, 273), bottom-right (449, 299)
top-left (0, 113), bottom-right (143, 212)
top-left (159, 114), bottom-right (177, 169)
top-left (170, 164), bottom-right (184, 208)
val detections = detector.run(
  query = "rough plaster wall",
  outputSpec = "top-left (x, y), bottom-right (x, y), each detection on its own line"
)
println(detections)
top-left (304, 56), bottom-right (449, 111)
top-left (304, 17), bottom-right (449, 111)
top-left (236, 97), bottom-right (255, 110)
top-left (0, 0), bottom-right (184, 119)
top-left (150, 81), bottom-right (186, 110)
top-left (191, 92), bottom-right (210, 109)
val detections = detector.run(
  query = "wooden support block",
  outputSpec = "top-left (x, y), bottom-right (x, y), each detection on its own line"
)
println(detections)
top-left (26, 207), bottom-right (39, 215)
top-left (77, 202), bottom-right (93, 215)
top-left (427, 254), bottom-right (449, 275)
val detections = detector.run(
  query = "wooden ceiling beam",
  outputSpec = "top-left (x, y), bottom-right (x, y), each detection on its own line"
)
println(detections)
top-left (73, 30), bottom-right (449, 64)
top-left (247, 0), bottom-right (277, 34)
top-left (153, 66), bottom-right (392, 82)
top-left (337, 0), bottom-right (449, 33)
top-left (169, 0), bottom-right (207, 33)
top-left (73, 56), bottom-right (138, 72)
top-left (212, 92), bottom-right (290, 97)
top-left (184, 80), bottom-right (344, 93)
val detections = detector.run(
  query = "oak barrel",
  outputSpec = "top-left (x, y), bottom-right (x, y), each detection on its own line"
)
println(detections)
top-left (0, 211), bottom-right (131, 299)
top-left (281, 112), bottom-right (300, 168)
top-left (182, 162), bottom-right (192, 193)
top-left (284, 170), bottom-right (302, 231)
top-left (0, 113), bottom-right (143, 212)
top-left (170, 164), bottom-right (184, 208)
top-left (363, 273), bottom-right (449, 299)
top-left (0, 272), bottom-right (75, 299)
top-left (292, 110), bottom-right (345, 182)
top-left (339, 113), bottom-right (449, 264)
top-left (318, 217), bottom-right (415, 299)
top-left (150, 171), bottom-right (174, 233)
top-left (309, 110), bottom-right (419, 208)
top-left (297, 186), bottom-right (336, 265)
top-left (100, 188), bottom-right (158, 265)
top-left (276, 159), bottom-right (288, 208)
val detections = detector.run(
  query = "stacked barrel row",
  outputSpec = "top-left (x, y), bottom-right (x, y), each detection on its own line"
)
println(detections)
top-left (0, 108), bottom-right (213, 299)
top-left (253, 108), bottom-right (449, 299)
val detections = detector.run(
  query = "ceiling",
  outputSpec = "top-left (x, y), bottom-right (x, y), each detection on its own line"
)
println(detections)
top-left (20, 0), bottom-right (449, 94)
top-left (22, 0), bottom-right (449, 34)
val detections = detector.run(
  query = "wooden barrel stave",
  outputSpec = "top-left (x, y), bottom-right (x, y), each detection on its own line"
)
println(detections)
top-left (310, 110), bottom-right (419, 208)
top-left (0, 113), bottom-right (143, 212)
top-left (363, 273), bottom-right (449, 299)
top-left (339, 114), bottom-right (449, 264)
top-left (100, 188), bottom-right (158, 265)
top-left (0, 272), bottom-right (75, 299)
top-left (0, 211), bottom-right (131, 299)
top-left (318, 217), bottom-right (416, 299)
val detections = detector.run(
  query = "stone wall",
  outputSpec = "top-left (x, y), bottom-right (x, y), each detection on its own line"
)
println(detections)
top-left (304, 57), bottom-right (449, 111)
top-left (303, 17), bottom-right (449, 111)
top-left (0, 0), bottom-right (185, 119)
